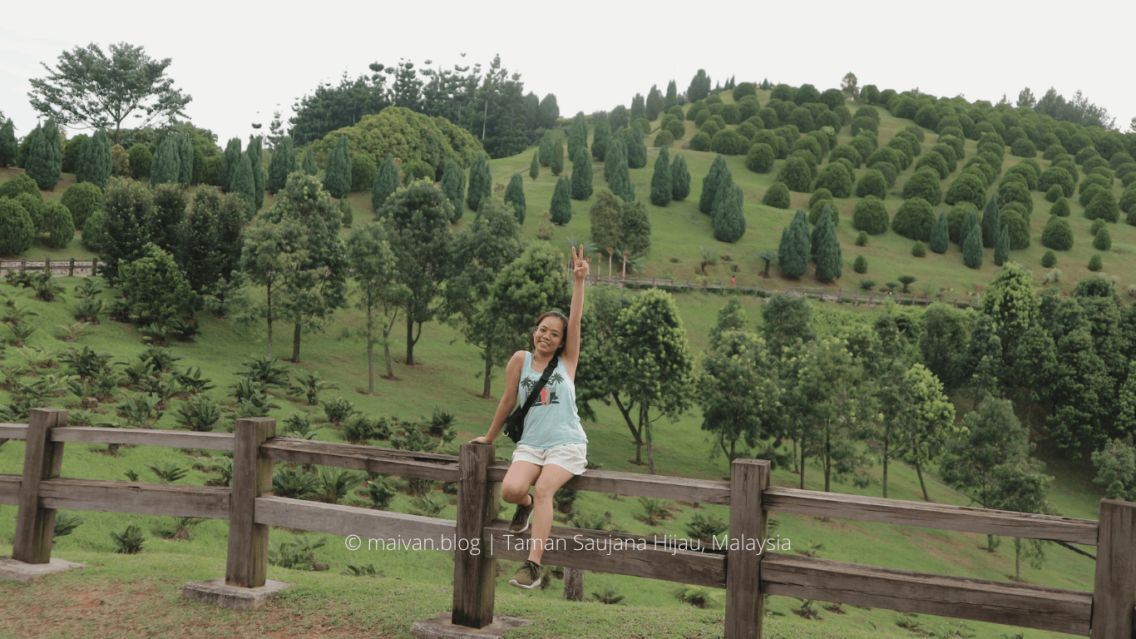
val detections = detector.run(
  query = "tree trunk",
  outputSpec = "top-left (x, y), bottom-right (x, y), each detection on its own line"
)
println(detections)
top-left (882, 455), bottom-right (889, 500)
top-left (1014, 538), bottom-right (1021, 581)
top-left (366, 307), bottom-right (374, 394)
top-left (799, 435), bottom-right (806, 490)
top-left (291, 321), bottom-right (302, 363)
top-left (612, 395), bottom-right (643, 463)
top-left (643, 403), bottom-right (655, 475)
top-left (792, 438), bottom-right (798, 474)
top-left (823, 429), bottom-right (831, 493)
top-left (915, 460), bottom-right (929, 501)
top-left (265, 283), bottom-right (273, 359)
top-left (405, 313), bottom-right (415, 365)
top-left (482, 350), bottom-right (493, 399)
top-left (383, 339), bottom-right (394, 379)
top-left (563, 567), bottom-right (584, 602)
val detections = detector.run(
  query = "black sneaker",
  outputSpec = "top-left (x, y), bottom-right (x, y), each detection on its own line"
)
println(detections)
top-left (509, 560), bottom-right (542, 589)
top-left (509, 495), bottom-right (534, 534)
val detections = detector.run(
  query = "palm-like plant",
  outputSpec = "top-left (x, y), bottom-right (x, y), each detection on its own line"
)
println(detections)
top-left (290, 370), bottom-right (339, 406)
top-left (140, 346), bottom-right (182, 373)
top-left (174, 396), bottom-right (222, 432)
top-left (55, 322), bottom-right (93, 342)
top-left (271, 466), bottom-right (320, 499)
top-left (757, 249), bottom-right (778, 277)
top-left (204, 457), bottom-right (233, 487)
top-left (638, 497), bottom-right (671, 526)
top-left (6, 320), bottom-right (38, 346)
top-left (146, 462), bottom-right (188, 484)
top-left (32, 272), bottom-right (65, 302)
top-left (118, 394), bottom-right (163, 429)
top-left (16, 346), bottom-right (56, 374)
top-left (699, 247), bottom-right (720, 275)
top-left (591, 587), bottom-right (626, 605)
top-left (268, 535), bottom-right (326, 570)
top-left (315, 466), bottom-right (365, 504)
top-left (410, 494), bottom-right (445, 516)
top-left (238, 354), bottom-right (291, 389)
top-left (340, 563), bottom-right (384, 577)
top-left (111, 525), bottom-right (146, 554)
top-left (73, 279), bottom-right (103, 299)
top-left (897, 275), bottom-right (917, 293)
top-left (281, 413), bottom-right (317, 439)
top-left (73, 297), bottom-right (105, 324)
top-left (174, 367), bottom-right (215, 394)
top-left (3, 300), bottom-right (38, 324)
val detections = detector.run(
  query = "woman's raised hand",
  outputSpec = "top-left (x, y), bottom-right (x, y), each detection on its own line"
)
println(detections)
top-left (571, 245), bottom-right (589, 281)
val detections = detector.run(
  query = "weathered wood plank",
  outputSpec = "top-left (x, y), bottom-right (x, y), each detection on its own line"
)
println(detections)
top-left (49, 427), bottom-right (235, 451)
top-left (760, 553), bottom-right (1092, 636)
top-left (1090, 499), bottom-right (1136, 636)
top-left (260, 438), bottom-right (460, 482)
top-left (0, 475), bottom-right (21, 506)
top-left (37, 478), bottom-right (230, 519)
top-left (764, 486), bottom-right (1099, 545)
top-left (453, 443), bottom-right (497, 629)
top-left (483, 520), bottom-right (726, 588)
top-left (0, 424), bottom-right (28, 440)
top-left (226, 418), bottom-right (274, 588)
top-left (254, 495), bottom-right (458, 542)
top-left (13, 409), bottom-right (66, 564)
top-left (486, 463), bottom-right (731, 505)
top-left (725, 459), bottom-right (769, 639)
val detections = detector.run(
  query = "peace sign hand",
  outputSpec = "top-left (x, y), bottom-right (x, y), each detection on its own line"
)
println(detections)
top-left (571, 245), bottom-right (589, 281)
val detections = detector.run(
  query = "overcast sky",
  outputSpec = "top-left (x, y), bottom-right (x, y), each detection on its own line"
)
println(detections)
top-left (3, 1), bottom-right (1133, 146)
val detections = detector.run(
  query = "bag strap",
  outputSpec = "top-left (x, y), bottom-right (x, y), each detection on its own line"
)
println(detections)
top-left (517, 354), bottom-right (559, 416)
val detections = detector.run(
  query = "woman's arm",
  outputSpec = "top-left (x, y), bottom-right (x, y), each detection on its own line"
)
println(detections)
top-left (469, 351), bottom-right (526, 444)
top-left (562, 246), bottom-right (589, 381)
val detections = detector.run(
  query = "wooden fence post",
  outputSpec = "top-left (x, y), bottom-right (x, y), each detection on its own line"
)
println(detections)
top-left (1090, 499), bottom-right (1136, 636)
top-left (452, 442), bottom-right (497, 628)
top-left (225, 417), bottom-right (275, 588)
top-left (92, 259), bottom-right (98, 275)
top-left (20, 259), bottom-right (26, 273)
top-left (725, 458), bottom-right (770, 639)
top-left (12, 408), bottom-right (68, 564)
top-left (68, 259), bottom-right (75, 277)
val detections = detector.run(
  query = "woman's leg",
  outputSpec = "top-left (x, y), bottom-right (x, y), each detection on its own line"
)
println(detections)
top-left (527, 463), bottom-right (575, 565)
top-left (501, 461), bottom-right (542, 505)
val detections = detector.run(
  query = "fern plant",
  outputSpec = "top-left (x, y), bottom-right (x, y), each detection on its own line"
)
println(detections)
top-left (53, 513), bottom-right (84, 537)
top-left (290, 370), bottom-right (338, 405)
top-left (271, 466), bottom-right (320, 499)
top-left (282, 413), bottom-right (317, 439)
top-left (411, 494), bottom-right (445, 516)
top-left (173, 395), bottom-right (222, 432)
top-left (55, 322), bottom-right (93, 342)
top-left (340, 563), bottom-right (384, 577)
top-left (111, 525), bottom-right (146, 554)
top-left (315, 467), bottom-right (365, 504)
top-left (591, 587), bottom-right (626, 605)
top-left (146, 462), bottom-right (188, 484)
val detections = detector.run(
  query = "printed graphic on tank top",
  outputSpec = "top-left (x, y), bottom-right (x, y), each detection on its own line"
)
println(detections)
top-left (516, 351), bottom-right (588, 449)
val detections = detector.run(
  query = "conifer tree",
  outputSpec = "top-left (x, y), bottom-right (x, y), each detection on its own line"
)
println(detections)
top-left (301, 148), bottom-right (317, 175)
top-left (0, 120), bottom-right (16, 167)
top-left (604, 137), bottom-right (626, 183)
top-left (649, 146), bottom-right (672, 206)
top-left (75, 129), bottom-right (112, 189)
top-left (149, 136), bottom-right (180, 186)
top-left (813, 205), bottom-right (842, 281)
top-left (466, 153), bottom-right (492, 212)
top-left (592, 114), bottom-right (611, 161)
top-left (539, 131), bottom-right (555, 166)
top-left (550, 176), bottom-right (573, 225)
top-left (982, 194), bottom-right (1000, 249)
top-left (963, 224), bottom-right (984, 268)
top-left (713, 183), bottom-right (747, 243)
top-left (571, 148), bottom-right (593, 200)
top-left (665, 80), bottom-right (678, 110)
top-left (373, 153), bottom-right (400, 212)
top-left (930, 211), bottom-right (949, 254)
top-left (267, 138), bottom-right (295, 194)
top-left (994, 226), bottom-right (1010, 265)
top-left (568, 112), bottom-right (588, 161)
top-left (699, 155), bottom-right (730, 214)
top-left (960, 211), bottom-right (979, 248)
top-left (322, 135), bottom-right (352, 198)
top-left (551, 139), bottom-right (565, 176)
top-left (504, 173), bottom-right (527, 224)
top-left (177, 132), bottom-right (193, 186)
top-left (26, 125), bottom-right (60, 190)
top-left (529, 151), bottom-right (539, 180)
top-left (247, 135), bottom-right (264, 211)
top-left (439, 159), bottom-right (465, 221)
top-left (0, 198), bottom-right (34, 254)
top-left (41, 117), bottom-right (62, 187)
top-left (231, 153), bottom-right (256, 219)
top-left (711, 170), bottom-right (735, 225)
top-left (671, 155), bottom-right (691, 201)
top-left (778, 209), bottom-right (811, 278)
top-left (219, 137), bottom-right (242, 189)
top-left (625, 124), bottom-right (648, 169)
top-left (608, 153), bottom-right (634, 202)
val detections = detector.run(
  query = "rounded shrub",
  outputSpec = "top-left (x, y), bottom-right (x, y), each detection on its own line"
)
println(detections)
top-left (852, 196), bottom-right (889, 235)
top-left (668, 105), bottom-right (685, 119)
top-left (912, 240), bottom-right (927, 257)
top-left (128, 144), bottom-right (153, 179)
top-left (1088, 254), bottom-right (1103, 271)
top-left (855, 169), bottom-right (887, 199)
top-left (689, 131), bottom-right (712, 152)
top-left (944, 172), bottom-right (986, 210)
top-left (1041, 215), bottom-right (1073, 250)
top-left (776, 156), bottom-right (813, 193)
top-left (809, 188), bottom-right (833, 209)
top-left (694, 109), bottom-right (711, 127)
top-left (947, 202), bottom-right (979, 243)
top-left (60, 181), bottom-right (103, 229)
top-left (401, 159), bottom-right (434, 184)
top-left (762, 182), bottom-right (790, 209)
top-left (1039, 166), bottom-right (1075, 198)
top-left (855, 230), bottom-right (869, 246)
top-left (915, 106), bottom-right (939, 130)
top-left (867, 147), bottom-right (902, 175)
top-left (653, 130), bottom-right (674, 148)
top-left (914, 151), bottom-right (949, 179)
top-left (930, 143), bottom-right (958, 173)
top-left (699, 120), bottom-right (722, 138)
top-left (708, 103), bottom-right (724, 116)
top-left (814, 163), bottom-right (853, 198)
top-left (0, 174), bottom-right (40, 200)
top-left (902, 169), bottom-right (942, 206)
top-left (81, 209), bottom-right (108, 251)
top-left (999, 181), bottom-right (1033, 217)
top-left (855, 105), bottom-right (880, 122)
top-left (41, 201), bottom-right (75, 248)
top-left (1075, 146), bottom-right (1101, 165)
top-left (1079, 172), bottom-right (1111, 195)
top-left (895, 130), bottom-right (922, 157)
top-left (1054, 159), bottom-right (1079, 183)
top-left (738, 99), bottom-right (761, 123)
top-left (850, 117), bottom-right (878, 137)
top-left (886, 137), bottom-right (913, 169)
top-left (808, 199), bottom-right (838, 226)
top-left (1043, 144), bottom-right (1067, 160)
top-left (871, 161), bottom-right (898, 188)
top-left (819, 111), bottom-right (842, 131)
top-left (720, 103), bottom-right (741, 125)
top-left (745, 143), bottom-right (775, 174)
top-left (1085, 190), bottom-right (1120, 222)
top-left (1083, 156), bottom-right (1110, 174)
top-left (1045, 184), bottom-right (1064, 203)
top-left (829, 145), bottom-right (862, 169)
top-left (792, 136), bottom-right (823, 164)
top-left (736, 122), bottom-right (759, 141)
top-left (1090, 218), bottom-right (1107, 236)
top-left (891, 197), bottom-right (935, 241)
top-left (14, 192), bottom-right (44, 231)
top-left (634, 118), bottom-right (653, 135)
top-left (711, 129), bottom-right (749, 155)
top-left (1120, 188), bottom-right (1136, 216)
top-left (1050, 197), bottom-right (1070, 217)
top-left (1041, 250), bottom-right (1056, 267)
top-left (667, 119), bottom-right (686, 140)
top-left (757, 107), bottom-right (779, 129)
top-left (1000, 209), bottom-right (1031, 249)
top-left (1093, 226), bottom-right (1113, 251)
top-left (0, 198), bottom-right (35, 255)
top-left (1109, 152), bottom-right (1135, 170)
top-left (853, 255), bottom-right (868, 273)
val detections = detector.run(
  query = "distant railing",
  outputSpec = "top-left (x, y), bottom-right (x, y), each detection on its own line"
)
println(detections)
top-left (2, 408), bottom-right (1131, 637)
top-left (0, 258), bottom-right (100, 278)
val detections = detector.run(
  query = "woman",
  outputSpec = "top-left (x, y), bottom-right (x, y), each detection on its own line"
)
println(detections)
top-left (469, 245), bottom-right (589, 590)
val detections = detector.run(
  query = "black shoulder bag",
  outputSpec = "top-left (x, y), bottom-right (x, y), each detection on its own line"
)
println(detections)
top-left (503, 354), bottom-right (559, 444)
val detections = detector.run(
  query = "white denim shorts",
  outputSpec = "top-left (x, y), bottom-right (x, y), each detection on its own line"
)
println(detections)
top-left (512, 443), bottom-right (588, 475)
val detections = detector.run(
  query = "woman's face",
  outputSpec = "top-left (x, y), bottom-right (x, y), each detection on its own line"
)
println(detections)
top-left (533, 317), bottom-right (566, 356)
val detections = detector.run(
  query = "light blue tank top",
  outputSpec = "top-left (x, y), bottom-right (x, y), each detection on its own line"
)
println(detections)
top-left (516, 351), bottom-right (588, 449)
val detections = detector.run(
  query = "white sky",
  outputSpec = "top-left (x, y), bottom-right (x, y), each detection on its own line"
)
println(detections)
top-left (2, 0), bottom-right (1134, 145)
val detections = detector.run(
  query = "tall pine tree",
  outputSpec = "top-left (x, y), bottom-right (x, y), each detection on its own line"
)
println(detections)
top-left (964, 224), bottom-right (984, 268)
top-left (322, 135), bottom-right (352, 198)
top-left (75, 129), bottom-right (112, 189)
top-left (219, 137), bottom-right (242, 190)
top-left (529, 151), bottom-right (539, 180)
top-left (301, 148), bottom-right (317, 175)
top-left (699, 155), bottom-right (730, 214)
top-left (994, 226), bottom-right (1010, 265)
top-left (671, 155), bottom-right (691, 201)
top-left (930, 210), bottom-right (949, 254)
top-left (551, 139), bottom-right (565, 176)
top-left (267, 138), bottom-right (295, 194)
top-left (960, 211), bottom-right (979, 248)
top-left (149, 136), bottom-right (180, 186)
top-left (664, 80), bottom-right (678, 110)
top-left (625, 124), bottom-right (648, 169)
top-left (26, 120), bottom-right (62, 190)
top-left (568, 112), bottom-right (588, 160)
top-left (608, 152), bottom-right (634, 202)
top-left (779, 210), bottom-right (811, 278)
top-left (650, 146), bottom-right (672, 206)
top-left (571, 148), bottom-right (593, 200)
top-left (592, 113), bottom-right (611, 161)
top-left (440, 159), bottom-right (465, 221)
top-left (604, 137), bottom-right (626, 183)
top-left (373, 153), bottom-right (400, 212)
top-left (713, 183), bottom-right (746, 243)
top-left (538, 131), bottom-right (555, 166)
top-left (466, 153), bottom-right (492, 212)
top-left (813, 205), bottom-right (842, 281)
top-left (504, 173), bottom-right (526, 224)
top-left (550, 176), bottom-right (573, 225)
top-left (247, 135), bottom-right (265, 211)
top-left (231, 153), bottom-right (256, 219)
top-left (982, 194), bottom-right (1000, 249)
top-left (0, 120), bottom-right (16, 167)
top-left (42, 118), bottom-right (62, 187)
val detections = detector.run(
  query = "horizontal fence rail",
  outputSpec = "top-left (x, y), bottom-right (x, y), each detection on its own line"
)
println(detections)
top-left (0, 259), bottom-right (100, 277)
top-left (1, 408), bottom-right (1131, 638)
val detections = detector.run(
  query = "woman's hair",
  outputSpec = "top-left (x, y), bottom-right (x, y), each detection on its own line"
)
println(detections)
top-left (530, 310), bottom-right (569, 357)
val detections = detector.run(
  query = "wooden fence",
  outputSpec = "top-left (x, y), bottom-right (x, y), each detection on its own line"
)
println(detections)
top-left (0, 259), bottom-right (100, 278)
top-left (588, 274), bottom-right (981, 308)
top-left (2, 408), bottom-right (1132, 637)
